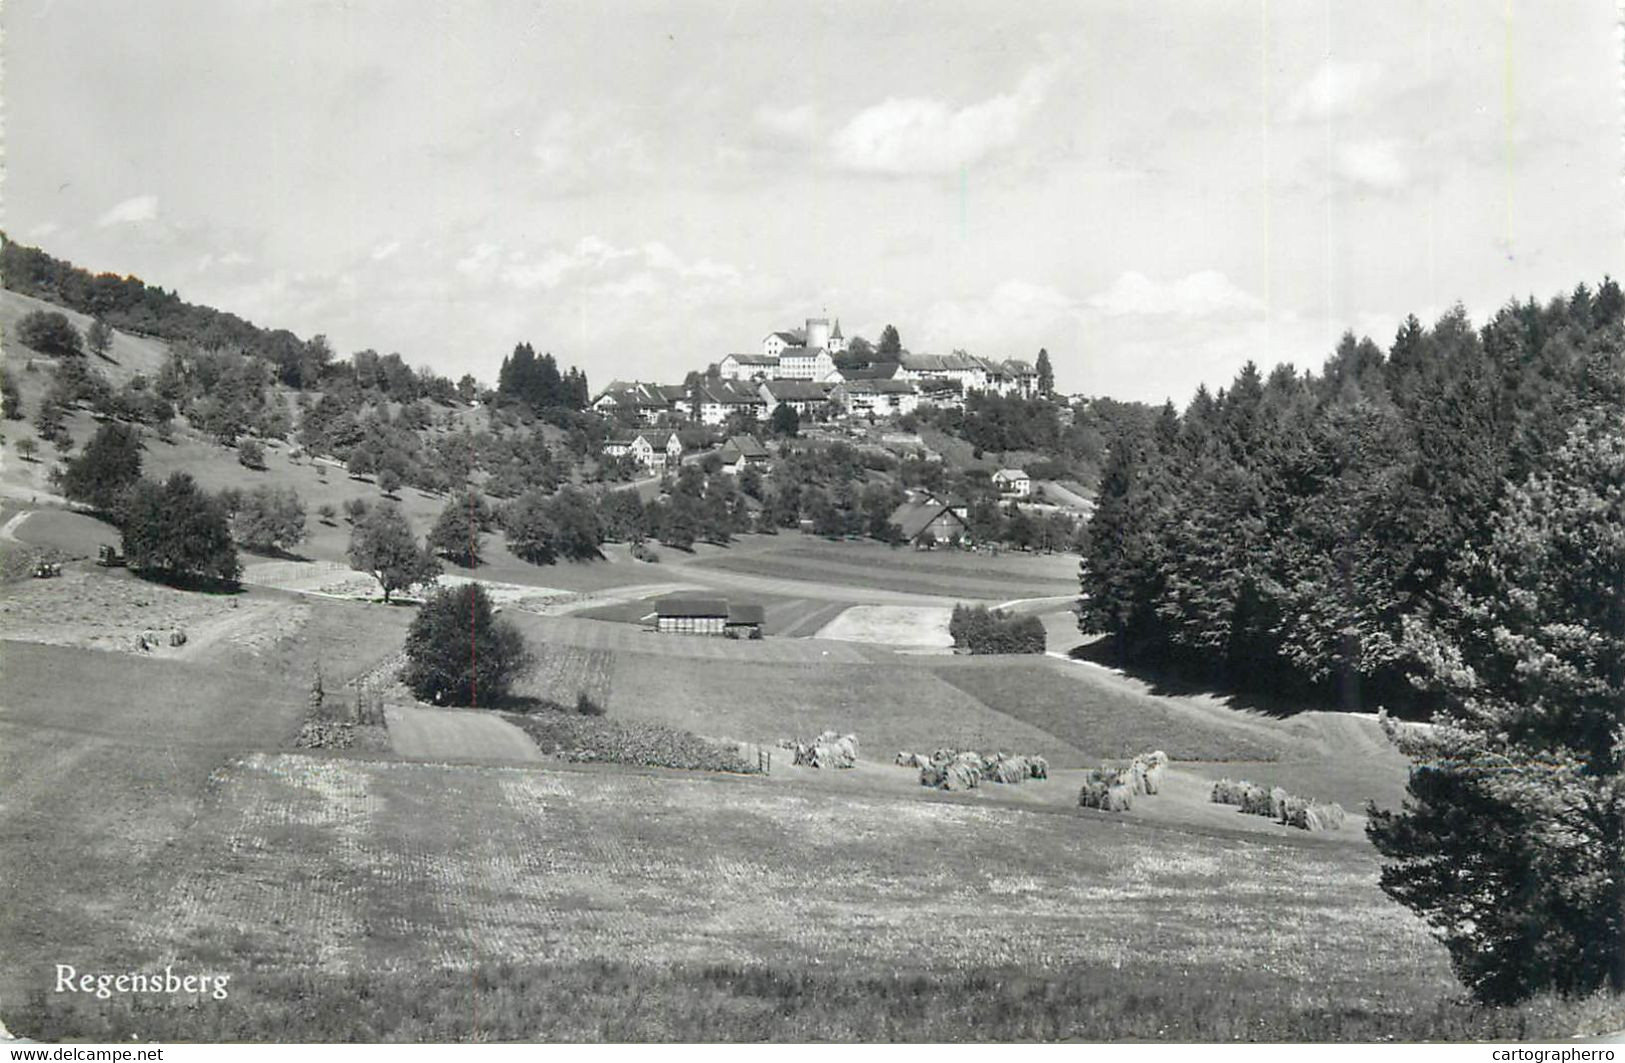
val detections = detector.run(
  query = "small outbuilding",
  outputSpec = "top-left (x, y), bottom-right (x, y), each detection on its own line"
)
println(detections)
top-left (650, 596), bottom-right (763, 637)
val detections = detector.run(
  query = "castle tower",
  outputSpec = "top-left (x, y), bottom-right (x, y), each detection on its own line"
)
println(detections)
top-left (804, 317), bottom-right (831, 351)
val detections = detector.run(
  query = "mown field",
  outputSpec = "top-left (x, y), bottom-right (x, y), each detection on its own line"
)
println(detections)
top-left (10, 749), bottom-right (1620, 1042)
top-left (0, 751), bottom-right (1467, 1039)
top-left (688, 537), bottom-right (1079, 602)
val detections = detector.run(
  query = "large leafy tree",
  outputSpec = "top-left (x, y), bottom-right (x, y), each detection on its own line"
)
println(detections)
top-left (346, 502), bottom-right (440, 602)
top-left (122, 473), bottom-right (241, 584)
top-left (401, 582), bottom-right (534, 707)
top-left (231, 485), bottom-right (307, 554)
top-left (16, 310), bottom-right (83, 358)
top-left (877, 325), bottom-right (902, 357)
top-left (1368, 411), bottom-right (1625, 1003)
top-left (62, 422), bottom-right (144, 520)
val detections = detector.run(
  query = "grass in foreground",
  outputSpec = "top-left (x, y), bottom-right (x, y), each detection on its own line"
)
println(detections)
top-left (14, 961), bottom-right (1622, 1043)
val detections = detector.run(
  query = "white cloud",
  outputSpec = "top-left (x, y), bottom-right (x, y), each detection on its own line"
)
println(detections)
top-left (829, 65), bottom-right (1055, 175)
top-left (1335, 139), bottom-right (1410, 191)
top-left (1087, 270), bottom-right (1263, 318)
top-left (26, 221), bottom-right (60, 239)
top-left (1286, 61), bottom-right (1386, 122)
top-left (97, 195), bottom-right (159, 227)
top-left (371, 241), bottom-right (401, 261)
top-left (454, 242), bottom-right (501, 276)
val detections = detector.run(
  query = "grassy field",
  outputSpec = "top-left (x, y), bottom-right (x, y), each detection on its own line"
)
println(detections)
top-left (688, 537), bottom-right (1079, 602)
top-left (11, 749), bottom-right (1618, 1042)
top-left (929, 657), bottom-right (1289, 763)
top-left (576, 591), bottom-right (850, 638)
top-left (604, 653), bottom-right (1085, 758)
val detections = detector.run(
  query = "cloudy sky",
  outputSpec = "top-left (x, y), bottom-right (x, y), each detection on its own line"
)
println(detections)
top-left (5, 0), bottom-right (1620, 401)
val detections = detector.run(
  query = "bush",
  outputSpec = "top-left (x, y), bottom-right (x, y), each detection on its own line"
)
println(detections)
top-left (511, 713), bottom-right (757, 774)
top-left (401, 582), bottom-right (534, 706)
top-left (237, 439), bottom-right (266, 469)
top-left (575, 692), bottom-right (606, 716)
top-left (949, 604), bottom-right (1046, 654)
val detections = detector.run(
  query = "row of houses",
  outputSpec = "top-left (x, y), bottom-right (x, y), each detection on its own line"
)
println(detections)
top-left (716, 349), bottom-right (1041, 398)
top-left (596, 375), bottom-right (998, 428)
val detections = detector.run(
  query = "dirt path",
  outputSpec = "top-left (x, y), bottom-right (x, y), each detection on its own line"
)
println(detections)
top-left (386, 704), bottom-right (543, 763)
top-left (0, 510), bottom-right (31, 543)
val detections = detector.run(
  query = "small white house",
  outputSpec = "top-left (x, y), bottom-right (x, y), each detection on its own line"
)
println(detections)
top-left (604, 430), bottom-right (683, 470)
top-left (992, 468), bottom-right (1032, 497)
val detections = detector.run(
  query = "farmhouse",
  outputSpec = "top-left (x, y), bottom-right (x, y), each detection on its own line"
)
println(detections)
top-left (993, 468), bottom-right (1032, 497)
top-left (759, 379), bottom-right (835, 416)
top-left (718, 433), bottom-right (771, 474)
top-left (695, 381), bottom-right (768, 425)
top-left (592, 381), bottom-right (688, 424)
top-left (831, 379), bottom-right (920, 419)
top-left (603, 429), bottom-right (684, 470)
top-left (719, 352), bottom-right (781, 381)
top-left (887, 498), bottom-right (970, 547)
top-left (649, 596), bottom-right (765, 636)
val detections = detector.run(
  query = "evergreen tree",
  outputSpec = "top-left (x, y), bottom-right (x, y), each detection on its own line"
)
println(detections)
top-left (1369, 412), bottom-right (1625, 1003)
top-left (877, 324), bottom-right (902, 357)
top-left (1036, 348), bottom-right (1054, 396)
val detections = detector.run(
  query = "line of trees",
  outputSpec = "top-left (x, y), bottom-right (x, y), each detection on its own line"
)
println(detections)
top-left (1080, 278), bottom-right (1624, 1004)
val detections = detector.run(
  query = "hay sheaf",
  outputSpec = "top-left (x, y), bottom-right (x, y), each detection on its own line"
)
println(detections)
top-left (791, 731), bottom-right (859, 769)
top-left (1078, 768), bottom-right (1134, 812)
top-left (1209, 777), bottom-right (1345, 831)
top-left (914, 748), bottom-right (1049, 789)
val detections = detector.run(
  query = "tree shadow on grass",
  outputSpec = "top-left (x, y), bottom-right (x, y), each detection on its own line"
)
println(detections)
top-left (241, 545), bottom-right (314, 563)
top-left (1066, 635), bottom-right (1347, 720)
top-left (130, 568), bottom-right (246, 596)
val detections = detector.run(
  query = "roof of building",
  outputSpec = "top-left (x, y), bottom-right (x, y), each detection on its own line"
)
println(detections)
top-left (761, 380), bottom-right (834, 402)
top-left (698, 382), bottom-right (766, 405)
top-left (727, 353), bottom-right (781, 366)
top-left (779, 346), bottom-right (830, 360)
top-left (723, 434), bottom-right (771, 459)
top-left (1002, 359), bottom-right (1036, 374)
top-left (655, 596), bottom-right (731, 618)
top-left (887, 500), bottom-right (966, 541)
top-left (765, 330), bottom-right (805, 345)
top-left (841, 362), bottom-right (903, 381)
top-left (831, 318), bottom-right (843, 339)
top-left (839, 379), bottom-right (918, 395)
top-left (994, 468), bottom-right (1030, 481)
top-left (726, 604), bottom-right (765, 625)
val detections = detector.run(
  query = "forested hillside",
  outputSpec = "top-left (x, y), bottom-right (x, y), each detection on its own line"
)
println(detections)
top-left (1080, 279), bottom-right (1624, 714)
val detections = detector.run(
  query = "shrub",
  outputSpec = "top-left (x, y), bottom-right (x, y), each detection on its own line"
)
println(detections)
top-left (511, 713), bottom-right (757, 774)
top-left (401, 582), bottom-right (534, 706)
top-left (949, 604), bottom-right (1046, 654)
top-left (575, 692), bottom-right (605, 717)
top-left (317, 503), bottom-right (338, 525)
top-left (237, 439), bottom-right (266, 469)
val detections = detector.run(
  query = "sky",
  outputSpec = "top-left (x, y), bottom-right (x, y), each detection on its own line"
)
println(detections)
top-left (4, 0), bottom-right (1621, 403)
